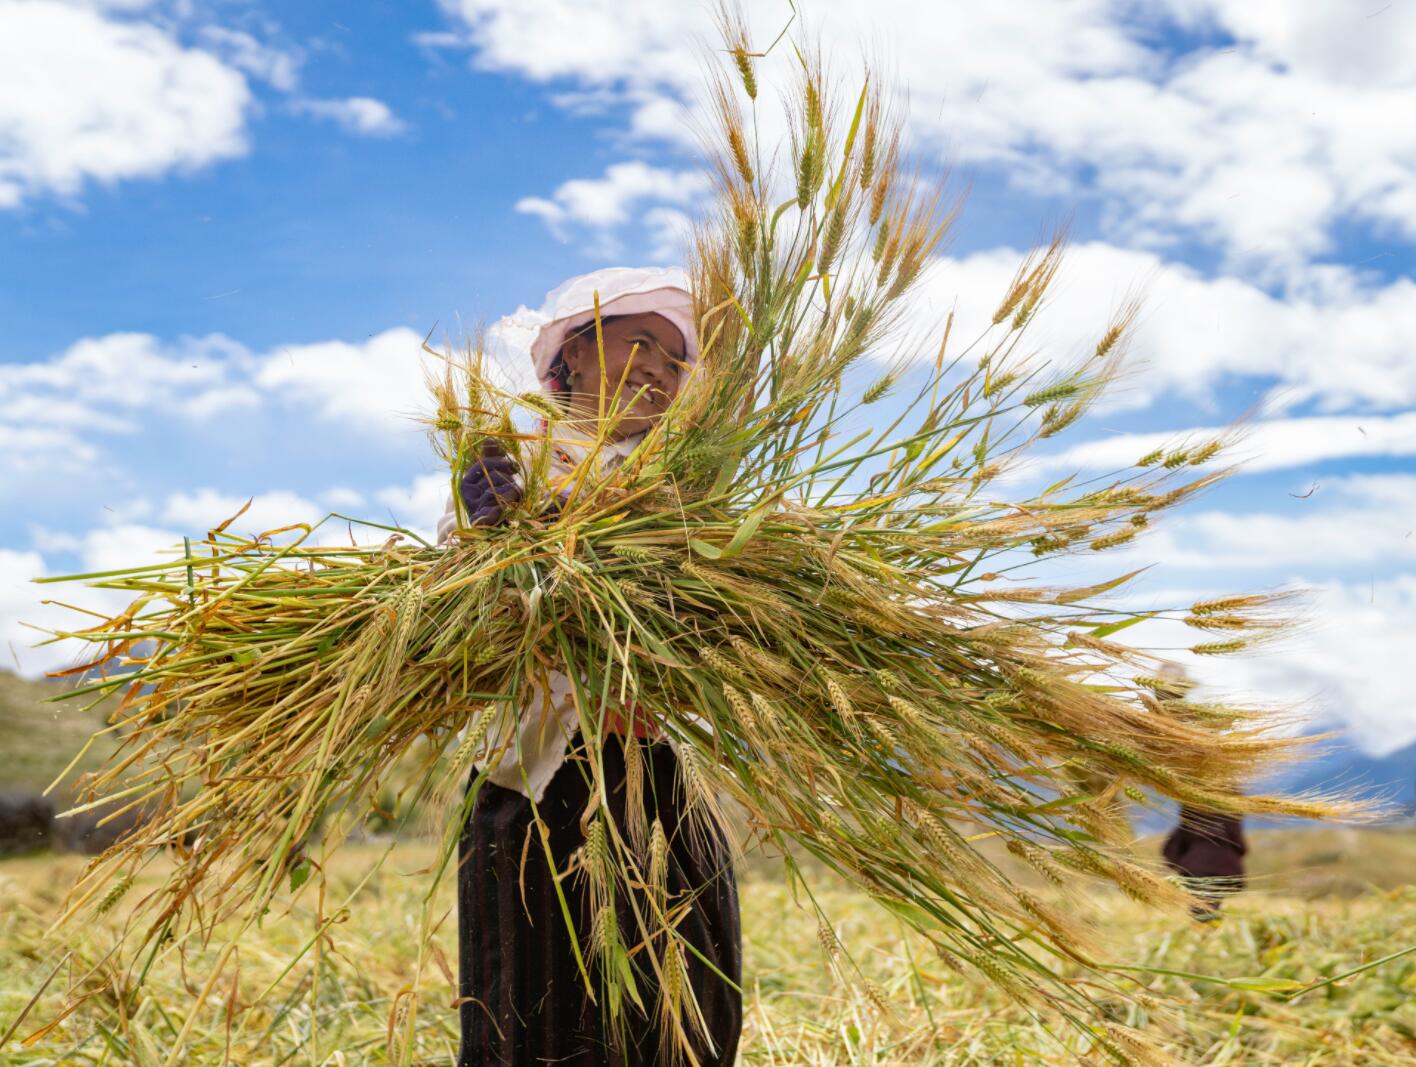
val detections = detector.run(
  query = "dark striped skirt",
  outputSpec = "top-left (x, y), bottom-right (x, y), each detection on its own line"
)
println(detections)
top-left (456, 735), bottom-right (743, 1066)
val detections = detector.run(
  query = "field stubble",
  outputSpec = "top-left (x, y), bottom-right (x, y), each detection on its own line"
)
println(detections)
top-left (1, 830), bottom-right (1413, 1066)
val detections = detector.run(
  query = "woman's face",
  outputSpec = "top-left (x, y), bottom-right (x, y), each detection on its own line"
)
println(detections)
top-left (560, 311), bottom-right (688, 439)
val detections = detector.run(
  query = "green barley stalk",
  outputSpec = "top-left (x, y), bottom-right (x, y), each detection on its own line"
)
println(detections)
top-left (30, 7), bottom-right (1363, 1065)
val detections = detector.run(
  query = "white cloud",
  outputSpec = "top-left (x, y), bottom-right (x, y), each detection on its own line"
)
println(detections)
top-left (0, 393), bottom-right (133, 432)
top-left (320, 487), bottom-right (367, 512)
top-left (435, 0), bottom-right (702, 89)
top-left (7, 227), bottom-right (1413, 488)
top-left (79, 522), bottom-right (184, 576)
top-left (153, 481), bottom-right (446, 548)
top-left (1103, 473), bottom-right (1416, 573)
top-left (1169, 575), bottom-right (1416, 758)
top-left (374, 474), bottom-right (451, 544)
top-left (251, 327), bottom-right (436, 432)
top-left (515, 161), bottom-right (710, 245)
top-left (1280, 575), bottom-right (1416, 757)
top-left (642, 206), bottom-right (695, 263)
top-left (102, 496), bottom-right (154, 525)
top-left (0, 522), bottom-right (182, 672)
top-left (1009, 473), bottom-right (1411, 751)
top-left (0, 548), bottom-right (51, 673)
top-left (1037, 469), bottom-right (1416, 756)
top-left (198, 25), bottom-right (302, 91)
top-left (1030, 411), bottom-right (1416, 479)
top-left (0, 423), bottom-right (96, 474)
top-left (1005, 470), bottom-right (1416, 753)
top-left (182, 384), bottom-right (262, 419)
top-left (1084, 573), bottom-right (1416, 759)
top-left (12, 523), bottom-right (191, 674)
top-left (160, 489), bottom-right (325, 537)
top-left (0, 2), bottom-right (407, 208)
top-left (0, 0), bottom-right (251, 207)
top-left (910, 241), bottom-right (1416, 415)
top-left (139, 478), bottom-right (450, 554)
top-left (292, 96), bottom-right (408, 137)
top-left (0, 331), bottom-right (241, 407)
top-left (1159, 1), bottom-right (1416, 87)
top-left (0, 473), bottom-right (449, 675)
top-left (435, 0), bottom-right (1416, 272)
top-left (0, 332), bottom-right (250, 473)
top-left (0, 328), bottom-right (444, 475)
top-left (411, 29), bottom-right (466, 49)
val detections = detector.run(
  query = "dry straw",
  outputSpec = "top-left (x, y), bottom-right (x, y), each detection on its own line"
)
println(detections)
top-left (32, 7), bottom-right (1360, 1065)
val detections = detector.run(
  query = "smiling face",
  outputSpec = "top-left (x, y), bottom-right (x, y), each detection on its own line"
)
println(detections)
top-left (558, 311), bottom-right (688, 439)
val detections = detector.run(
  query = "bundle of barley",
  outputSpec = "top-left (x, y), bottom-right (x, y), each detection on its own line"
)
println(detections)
top-left (33, 15), bottom-right (1352, 1066)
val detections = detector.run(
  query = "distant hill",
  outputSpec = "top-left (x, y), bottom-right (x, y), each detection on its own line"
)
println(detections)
top-left (0, 669), bottom-right (121, 796)
top-left (1229, 825), bottom-right (1416, 897)
top-left (1275, 737), bottom-right (1416, 819)
top-left (3, 665), bottom-right (1413, 827)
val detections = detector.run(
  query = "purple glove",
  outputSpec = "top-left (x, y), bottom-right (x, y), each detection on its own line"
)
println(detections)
top-left (459, 443), bottom-right (523, 526)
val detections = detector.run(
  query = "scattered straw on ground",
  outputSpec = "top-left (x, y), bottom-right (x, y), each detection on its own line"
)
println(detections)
top-left (3, 837), bottom-right (1412, 1065)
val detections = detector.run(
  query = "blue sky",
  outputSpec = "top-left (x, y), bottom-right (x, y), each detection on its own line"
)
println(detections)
top-left (1, 0), bottom-right (1413, 756)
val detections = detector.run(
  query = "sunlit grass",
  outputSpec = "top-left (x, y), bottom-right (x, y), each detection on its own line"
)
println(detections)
top-left (21, 7), bottom-right (1370, 1060)
top-left (3, 835), bottom-right (1412, 1065)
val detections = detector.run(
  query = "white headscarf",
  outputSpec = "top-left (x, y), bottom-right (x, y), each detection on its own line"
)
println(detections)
top-left (526, 265), bottom-right (700, 401)
top-left (435, 266), bottom-right (699, 546)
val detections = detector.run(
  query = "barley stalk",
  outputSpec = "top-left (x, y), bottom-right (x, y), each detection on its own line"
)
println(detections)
top-left (623, 735), bottom-right (648, 857)
top-left (32, 9), bottom-right (1357, 1058)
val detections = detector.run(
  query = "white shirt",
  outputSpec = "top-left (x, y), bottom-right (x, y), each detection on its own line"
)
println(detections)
top-left (437, 430), bottom-right (644, 802)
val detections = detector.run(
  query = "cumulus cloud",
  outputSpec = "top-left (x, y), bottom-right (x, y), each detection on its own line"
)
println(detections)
top-left (320, 487), bottom-right (368, 512)
top-left (435, 0), bottom-right (703, 89)
top-left (0, 548), bottom-right (51, 673)
top-left (1, 332), bottom-right (245, 411)
top-left (1158, 1), bottom-right (1416, 87)
top-left (198, 25), bottom-right (302, 91)
top-left (23, 517), bottom-right (252, 676)
top-left (161, 489), bottom-right (326, 536)
top-left (0, 423), bottom-right (96, 475)
top-left (292, 97), bottom-right (408, 137)
top-left (1026, 411), bottom-right (1416, 480)
top-left (428, 2), bottom-right (1416, 440)
top-left (0, 332), bottom-right (251, 475)
top-left (999, 474), bottom-right (1412, 752)
top-left (1272, 575), bottom-right (1416, 757)
top-left (0, 0), bottom-right (252, 207)
top-left (1031, 475), bottom-right (1416, 755)
top-left (434, 0), bottom-right (1416, 272)
top-left (154, 481), bottom-right (443, 548)
top-left (0, 470), bottom-right (451, 675)
top-left (78, 522), bottom-right (185, 576)
top-left (642, 206), bottom-right (696, 263)
top-left (2, 522), bottom-right (188, 675)
top-left (1082, 573), bottom-right (1416, 759)
top-left (250, 328), bottom-right (436, 428)
top-left (0, 3), bottom-right (411, 208)
top-left (1100, 473), bottom-right (1416, 573)
top-left (907, 241), bottom-right (1416, 416)
top-left (1171, 575), bottom-right (1416, 758)
top-left (515, 161), bottom-right (710, 249)
top-left (374, 474), bottom-right (450, 543)
top-left (7, 229), bottom-right (1414, 485)
top-left (0, 328), bottom-right (442, 476)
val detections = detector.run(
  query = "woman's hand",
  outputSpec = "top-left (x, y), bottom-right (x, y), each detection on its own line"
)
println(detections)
top-left (459, 442), bottom-right (523, 526)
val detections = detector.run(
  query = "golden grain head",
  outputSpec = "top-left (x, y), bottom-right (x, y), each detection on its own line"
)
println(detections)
top-left (37, 12), bottom-right (1350, 1055)
top-left (733, 48), bottom-right (757, 99)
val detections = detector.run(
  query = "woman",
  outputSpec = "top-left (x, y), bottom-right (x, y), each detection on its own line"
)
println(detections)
top-left (438, 267), bottom-right (744, 1066)
top-left (1154, 662), bottom-right (1248, 920)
